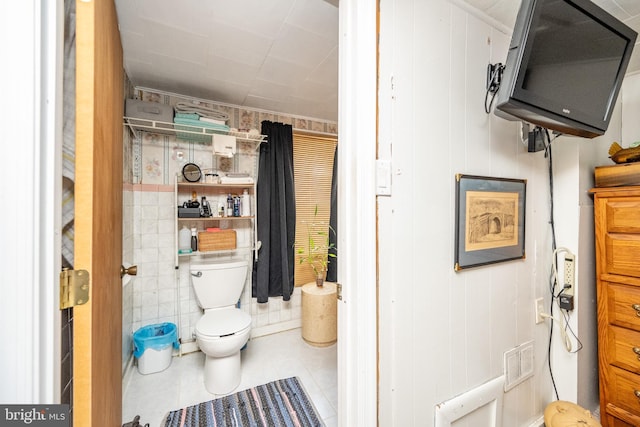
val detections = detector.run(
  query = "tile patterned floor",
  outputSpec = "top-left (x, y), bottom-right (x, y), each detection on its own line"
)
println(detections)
top-left (122, 328), bottom-right (337, 426)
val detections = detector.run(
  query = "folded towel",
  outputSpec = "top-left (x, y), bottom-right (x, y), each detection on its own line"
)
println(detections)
top-left (200, 116), bottom-right (227, 126)
top-left (219, 175), bottom-right (254, 184)
top-left (174, 102), bottom-right (230, 121)
top-left (173, 117), bottom-right (230, 132)
top-left (174, 112), bottom-right (200, 120)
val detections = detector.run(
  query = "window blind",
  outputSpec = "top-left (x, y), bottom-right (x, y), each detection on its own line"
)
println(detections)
top-left (293, 131), bottom-right (338, 286)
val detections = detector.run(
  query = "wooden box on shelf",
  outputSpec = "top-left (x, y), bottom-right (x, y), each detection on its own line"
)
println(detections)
top-left (594, 162), bottom-right (640, 188)
top-left (198, 229), bottom-right (236, 252)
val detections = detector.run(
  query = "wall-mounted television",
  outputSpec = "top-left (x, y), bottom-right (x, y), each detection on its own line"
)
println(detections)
top-left (495, 0), bottom-right (637, 138)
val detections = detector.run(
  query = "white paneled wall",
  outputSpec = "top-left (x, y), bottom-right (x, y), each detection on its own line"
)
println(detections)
top-left (377, 0), bottom-right (609, 425)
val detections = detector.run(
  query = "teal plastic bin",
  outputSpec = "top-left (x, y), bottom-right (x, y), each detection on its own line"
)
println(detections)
top-left (133, 323), bottom-right (179, 374)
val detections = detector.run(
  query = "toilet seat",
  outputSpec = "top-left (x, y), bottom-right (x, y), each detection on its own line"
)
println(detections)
top-left (196, 308), bottom-right (251, 338)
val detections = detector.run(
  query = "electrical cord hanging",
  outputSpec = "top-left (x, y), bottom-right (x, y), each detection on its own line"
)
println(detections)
top-left (544, 130), bottom-right (560, 401)
top-left (550, 247), bottom-right (583, 353)
top-left (484, 64), bottom-right (504, 114)
top-left (542, 129), bottom-right (582, 402)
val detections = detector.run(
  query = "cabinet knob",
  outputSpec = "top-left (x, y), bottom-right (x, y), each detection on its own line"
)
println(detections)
top-left (633, 304), bottom-right (640, 316)
top-left (635, 390), bottom-right (640, 400)
top-left (634, 347), bottom-right (640, 361)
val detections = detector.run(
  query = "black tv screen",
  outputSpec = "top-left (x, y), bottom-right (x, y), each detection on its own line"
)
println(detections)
top-left (495, 0), bottom-right (637, 138)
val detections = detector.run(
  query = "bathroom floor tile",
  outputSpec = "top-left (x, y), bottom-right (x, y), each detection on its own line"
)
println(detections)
top-left (122, 328), bottom-right (337, 426)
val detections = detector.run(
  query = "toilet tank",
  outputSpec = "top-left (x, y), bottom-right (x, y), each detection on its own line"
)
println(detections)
top-left (189, 259), bottom-right (248, 309)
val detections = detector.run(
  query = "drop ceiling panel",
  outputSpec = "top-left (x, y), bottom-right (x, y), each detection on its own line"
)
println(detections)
top-left (204, 56), bottom-right (259, 87)
top-left (207, 0), bottom-right (297, 37)
top-left (208, 24), bottom-right (274, 67)
top-left (286, 0), bottom-right (339, 41)
top-left (257, 56), bottom-right (312, 87)
top-left (115, 0), bottom-right (640, 123)
top-left (269, 24), bottom-right (336, 67)
top-left (612, 0), bottom-right (640, 17)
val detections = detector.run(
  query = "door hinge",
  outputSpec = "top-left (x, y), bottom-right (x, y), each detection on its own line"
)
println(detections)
top-left (59, 268), bottom-right (90, 309)
top-left (336, 282), bottom-right (342, 301)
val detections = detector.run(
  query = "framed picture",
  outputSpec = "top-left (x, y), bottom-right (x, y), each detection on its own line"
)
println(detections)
top-left (454, 174), bottom-right (526, 271)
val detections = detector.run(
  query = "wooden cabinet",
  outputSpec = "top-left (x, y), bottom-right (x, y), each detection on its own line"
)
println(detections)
top-left (593, 186), bottom-right (640, 427)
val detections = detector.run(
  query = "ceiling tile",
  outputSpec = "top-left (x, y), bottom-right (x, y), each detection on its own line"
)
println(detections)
top-left (257, 56), bottom-right (312, 87)
top-left (286, 0), bottom-right (338, 41)
top-left (208, 24), bottom-right (274, 67)
top-left (207, 0), bottom-right (297, 37)
top-left (613, 0), bottom-right (640, 17)
top-left (247, 80), bottom-right (290, 102)
top-left (269, 23), bottom-right (337, 68)
top-left (205, 55), bottom-right (260, 87)
top-left (143, 22), bottom-right (209, 65)
top-left (591, 0), bottom-right (631, 21)
top-left (135, 0), bottom-right (214, 36)
top-left (308, 47), bottom-right (338, 87)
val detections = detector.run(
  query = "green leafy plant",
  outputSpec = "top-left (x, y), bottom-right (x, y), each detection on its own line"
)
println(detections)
top-left (297, 205), bottom-right (337, 280)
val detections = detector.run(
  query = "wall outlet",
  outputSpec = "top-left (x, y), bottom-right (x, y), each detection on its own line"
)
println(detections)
top-left (535, 298), bottom-right (545, 324)
top-left (563, 253), bottom-right (575, 296)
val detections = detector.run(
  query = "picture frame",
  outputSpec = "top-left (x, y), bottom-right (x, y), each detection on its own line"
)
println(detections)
top-left (454, 174), bottom-right (526, 271)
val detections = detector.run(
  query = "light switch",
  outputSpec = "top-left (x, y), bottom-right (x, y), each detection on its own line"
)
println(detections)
top-left (376, 159), bottom-right (391, 196)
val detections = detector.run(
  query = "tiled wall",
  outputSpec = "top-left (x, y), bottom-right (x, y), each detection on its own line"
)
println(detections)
top-left (125, 184), bottom-right (304, 346)
top-left (122, 89), bottom-right (334, 360)
top-left (122, 187), bottom-right (134, 373)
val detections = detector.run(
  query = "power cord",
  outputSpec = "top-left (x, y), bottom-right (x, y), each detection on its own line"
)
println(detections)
top-left (484, 63), bottom-right (504, 113)
top-left (543, 130), bottom-right (560, 400)
top-left (549, 247), bottom-right (583, 353)
top-left (542, 131), bottom-right (583, 401)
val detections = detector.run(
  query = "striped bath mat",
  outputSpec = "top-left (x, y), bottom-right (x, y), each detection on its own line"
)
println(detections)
top-left (163, 377), bottom-right (324, 427)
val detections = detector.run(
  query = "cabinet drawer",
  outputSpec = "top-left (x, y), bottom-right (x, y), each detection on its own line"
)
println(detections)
top-left (608, 366), bottom-right (640, 418)
top-left (606, 199), bottom-right (640, 233)
top-left (604, 234), bottom-right (640, 277)
top-left (609, 325), bottom-right (640, 374)
top-left (608, 283), bottom-right (640, 331)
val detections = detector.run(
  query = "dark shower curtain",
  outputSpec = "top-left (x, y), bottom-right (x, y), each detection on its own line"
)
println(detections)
top-left (326, 146), bottom-right (338, 283)
top-left (252, 121), bottom-right (296, 303)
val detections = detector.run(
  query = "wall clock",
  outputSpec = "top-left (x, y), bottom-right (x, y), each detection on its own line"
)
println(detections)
top-left (182, 163), bottom-right (202, 182)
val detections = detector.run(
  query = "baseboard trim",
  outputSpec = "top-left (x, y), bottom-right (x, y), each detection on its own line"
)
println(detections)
top-left (527, 416), bottom-right (544, 427)
top-left (178, 340), bottom-right (199, 355)
top-left (251, 320), bottom-right (301, 338)
top-left (121, 354), bottom-right (135, 393)
top-left (173, 322), bottom-right (302, 357)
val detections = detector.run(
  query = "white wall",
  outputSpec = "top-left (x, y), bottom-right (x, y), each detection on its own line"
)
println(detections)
top-left (376, 1), bottom-right (620, 425)
top-left (0, 0), bottom-right (62, 403)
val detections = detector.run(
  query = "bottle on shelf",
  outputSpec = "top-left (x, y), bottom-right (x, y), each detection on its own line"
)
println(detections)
top-left (241, 189), bottom-right (250, 216)
top-left (191, 227), bottom-right (198, 252)
top-left (178, 225), bottom-right (191, 254)
top-left (227, 194), bottom-right (233, 217)
top-left (233, 196), bottom-right (240, 217)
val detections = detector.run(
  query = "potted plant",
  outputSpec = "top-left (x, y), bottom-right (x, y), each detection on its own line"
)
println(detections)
top-left (297, 206), bottom-right (336, 287)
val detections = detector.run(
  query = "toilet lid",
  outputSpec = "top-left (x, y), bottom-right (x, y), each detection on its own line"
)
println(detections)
top-left (196, 309), bottom-right (251, 338)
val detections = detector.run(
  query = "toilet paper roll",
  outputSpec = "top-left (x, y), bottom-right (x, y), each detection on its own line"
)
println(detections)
top-left (301, 282), bottom-right (337, 347)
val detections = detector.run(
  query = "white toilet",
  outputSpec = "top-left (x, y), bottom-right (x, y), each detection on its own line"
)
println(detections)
top-left (190, 259), bottom-right (251, 394)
